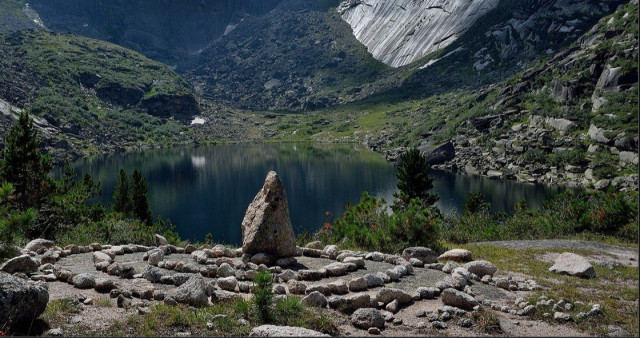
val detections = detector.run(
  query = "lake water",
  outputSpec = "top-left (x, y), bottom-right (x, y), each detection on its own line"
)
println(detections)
top-left (65, 143), bottom-right (571, 244)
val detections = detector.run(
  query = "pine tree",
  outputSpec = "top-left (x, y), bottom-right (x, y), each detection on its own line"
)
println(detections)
top-left (131, 169), bottom-right (152, 226)
top-left (0, 111), bottom-right (52, 210)
top-left (113, 168), bottom-right (132, 215)
top-left (394, 148), bottom-right (438, 208)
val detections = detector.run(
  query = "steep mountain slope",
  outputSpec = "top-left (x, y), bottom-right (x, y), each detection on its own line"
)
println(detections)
top-left (263, 1), bottom-right (638, 190)
top-left (186, 0), bottom-right (389, 111)
top-left (28, 0), bottom-right (282, 64)
top-left (0, 0), bottom-right (46, 32)
top-left (0, 30), bottom-right (200, 161)
top-left (337, 0), bottom-right (499, 67)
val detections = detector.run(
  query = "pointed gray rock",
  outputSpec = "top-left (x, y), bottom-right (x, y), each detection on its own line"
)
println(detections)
top-left (241, 171), bottom-right (296, 258)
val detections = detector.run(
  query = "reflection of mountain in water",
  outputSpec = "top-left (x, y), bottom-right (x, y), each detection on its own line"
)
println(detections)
top-left (64, 144), bottom-right (574, 244)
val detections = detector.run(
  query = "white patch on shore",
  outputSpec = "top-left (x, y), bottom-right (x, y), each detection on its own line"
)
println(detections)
top-left (191, 117), bottom-right (205, 125)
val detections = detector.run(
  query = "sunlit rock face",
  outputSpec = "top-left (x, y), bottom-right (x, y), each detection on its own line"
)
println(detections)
top-left (338, 0), bottom-right (498, 67)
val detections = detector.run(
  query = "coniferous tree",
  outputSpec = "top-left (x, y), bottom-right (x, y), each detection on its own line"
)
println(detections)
top-left (0, 111), bottom-right (52, 210)
top-left (131, 169), bottom-right (152, 226)
top-left (393, 148), bottom-right (438, 209)
top-left (113, 168), bottom-right (132, 215)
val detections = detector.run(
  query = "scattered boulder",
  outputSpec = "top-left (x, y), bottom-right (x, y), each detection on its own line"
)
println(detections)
top-left (173, 275), bottom-right (209, 307)
top-left (363, 273), bottom-right (384, 288)
top-left (217, 277), bottom-right (238, 292)
top-left (1, 255), bottom-right (39, 274)
top-left (549, 252), bottom-right (596, 278)
top-left (348, 277), bottom-right (368, 292)
top-left (305, 241), bottom-right (324, 250)
top-left (402, 247), bottom-right (437, 264)
top-left (416, 287), bottom-right (440, 300)
top-left (328, 279), bottom-right (349, 295)
top-left (343, 256), bottom-right (365, 268)
top-left (155, 234), bottom-right (168, 247)
top-left (72, 273), bottom-right (96, 289)
top-left (147, 249), bottom-right (164, 266)
top-left (376, 288), bottom-right (412, 305)
top-left (420, 141), bottom-right (456, 165)
top-left (352, 308), bottom-right (385, 329)
top-left (24, 239), bottom-right (54, 253)
top-left (144, 265), bottom-right (165, 283)
top-left (325, 262), bottom-right (348, 277)
top-left (0, 272), bottom-right (49, 326)
top-left (249, 325), bottom-right (329, 337)
top-left (441, 288), bottom-right (478, 310)
top-left (92, 251), bottom-right (113, 265)
top-left (94, 278), bottom-right (116, 293)
top-left (463, 260), bottom-right (497, 277)
top-left (302, 291), bottom-right (328, 308)
top-left (438, 249), bottom-right (472, 263)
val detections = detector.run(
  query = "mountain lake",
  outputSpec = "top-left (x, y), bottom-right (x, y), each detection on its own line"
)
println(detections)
top-left (63, 143), bottom-right (574, 244)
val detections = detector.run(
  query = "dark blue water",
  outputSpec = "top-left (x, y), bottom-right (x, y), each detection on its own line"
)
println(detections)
top-left (64, 143), bottom-right (571, 244)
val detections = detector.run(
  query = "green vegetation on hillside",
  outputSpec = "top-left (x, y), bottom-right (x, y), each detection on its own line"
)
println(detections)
top-left (0, 30), bottom-right (199, 160)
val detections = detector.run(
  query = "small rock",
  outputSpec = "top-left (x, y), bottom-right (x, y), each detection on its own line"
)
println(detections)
top-left (549, 252), bottom-right (596, 278)
top-left (348, 277), bottom-right (368, 292)
top-left (463, 260), bottom-right (497, 277)
top-left (432, 321), bottom-right (447, 330)
top-left (367, 327), bottom-right (380, 335)
top-left (47, 328), bottom-right (64, 336)
top-left (302, 291), bottom-right (327, 308)
top-left (438, 249), bottom-right (472, 263)
top-left (351, 308), bottom-right (385, 329)
top-left (554, 311), bottom-right (572, 323)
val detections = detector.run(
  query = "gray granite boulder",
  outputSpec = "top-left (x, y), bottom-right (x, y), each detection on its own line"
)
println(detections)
top-left (0, 272), bottom-right (49, 326)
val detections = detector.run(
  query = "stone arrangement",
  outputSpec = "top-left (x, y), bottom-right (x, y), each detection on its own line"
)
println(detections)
top-left (0, 172), bottom-right (605, 334)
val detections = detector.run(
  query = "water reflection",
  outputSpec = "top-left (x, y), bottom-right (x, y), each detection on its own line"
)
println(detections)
top-left (64, 144), bottom-right (574, 244)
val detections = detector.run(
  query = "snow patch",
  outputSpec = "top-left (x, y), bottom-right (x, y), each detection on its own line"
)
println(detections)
top-left (191, 117), bottom-right (206, 125)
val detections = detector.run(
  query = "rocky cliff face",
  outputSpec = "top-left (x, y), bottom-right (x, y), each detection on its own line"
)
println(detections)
top-left (28, 0), bottom-right (282, 64)
top-left (337, 0), bottom-right (499, 67)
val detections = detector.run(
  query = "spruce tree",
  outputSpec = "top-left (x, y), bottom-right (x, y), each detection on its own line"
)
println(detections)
top-left (394, 148), bottom-right (438, 208)
top-left (113, 168), bottom-right (132, 215)
top-left (131, 169), bottom-right (152, 226)
top-left (0, 111), bottom-right (52, 210)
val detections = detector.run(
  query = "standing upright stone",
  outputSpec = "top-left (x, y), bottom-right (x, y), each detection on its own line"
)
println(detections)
top-left (241, 171), bottom-right (296, 258)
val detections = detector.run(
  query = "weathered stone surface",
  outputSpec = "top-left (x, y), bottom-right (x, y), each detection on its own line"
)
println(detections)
top-left (402, 247), bottom-right (437, 264)
top-left (351, 308), bottom-right (385, 329)
top-left (438, 249), bottom-right (472, 263)
top-left (328, 279), bottom-right (349, 295)
top-left (463, 260), bottom-right (497, 277)
top-left (1, 255), bottom-right (39, 274)
top-left (287, 280), bottom-right (307, 295)
top-left (376, 287), bottom-right (412, 305)
top-left (343, 256), bottom-right (365, 268)
top-left (416, 287), bottom-right (440, 300)
top-left (147, 249), bottom-right (164, 266)
top-left (144, 265), bottom-right (165, 283)
top-left (155, 234), bottom-right (168, 247)
top-left (249, 324), bottom-right (329, 337)
top-left (92, 251), bottom-right (113, 265)
top-left (302, 291), bottom-right (327, 308)
top-left (173, 275), bottom-right (209, 307)
top-left (217, 277), bottom-right (238, 291)
top-left (549, 252), bottom-right (596, 278)
top-left (241, 172), bottom-right (296, 258)
top-left (348, 277), bottom-right (368, 292)
top-left (441, 288), bottom-right (478, 310)
top-left (298, 269), bottom-right (324, 281)
top-left (325, 262), bottom-right (348, 277)
top-left (306, 284), bottom-right (331, 296)
top-left (24, 239), bottom-right (54, 253)
top-left (363, 273), bottom-right (384, 288)
top-left (94, 278), bottom-right (116, 293)
top-left (217, 263), bottom-right (235, 277)
top-left (72, 273), bottom-right (96, 289)
top-left (0, 272), bottom-right (49, 326)
top-left (338, 0), bottom-right (498, 67)
top-left (305, 241), bottom-right (324, 250)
